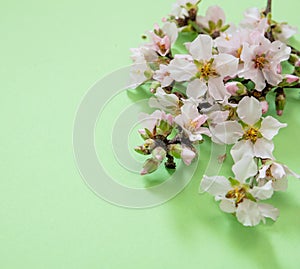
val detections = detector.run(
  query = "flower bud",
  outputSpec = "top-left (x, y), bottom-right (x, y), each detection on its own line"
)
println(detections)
top-left (140, 158), bottom-right (160, 175)
top-left (152, 146), bottom-right (167, 161)
top-left (181, 147), bottom-right (196, 166)
top-left (138, 129), bottom-right (149, 140)
top-left (275, 89), bottom-right (286, 116)
top-left (225, 82), bottom-right (247, 96)
top-left (284, 74), bottom-right (299, 84)
top-left (168, 144), bottom-right (183, 159)
top-left (144, 139), bottom-right (156, 151)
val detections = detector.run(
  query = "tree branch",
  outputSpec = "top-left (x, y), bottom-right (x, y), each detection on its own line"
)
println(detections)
top-left (264, 0), bottom-right (272, 15)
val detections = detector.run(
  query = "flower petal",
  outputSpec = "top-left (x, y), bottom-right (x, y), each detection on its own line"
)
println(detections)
top-left (253, 138), bottom-right (274, 159)
top-left (237, 96), bottom-right (262, 125)
top-left (200, 175), bottom-right (231, 197)
top-left (188, 34), bottom-right (213, 61)
top-left (230, 140), bottom-right (254, 163)
top-left (232, 155), bottom-right (258, 182)
top-left (208, 77), bottom-right (229, 101)
top-left (219, 199), bottom-right (236, 213)
top-left (211, 121), bottom-right (243, 144)
top-left (236, 200), bottom-right (262, 226)
top-left (260, 116), bottom-right (287, 140)
top-left (214, 53), bottom-right (239, 78)
top-left (258, 203), bottom-right (279, 222)
top-left (186, 79), bottom-right (207, 99)
top-left (250, 181), bottom-right (274, 200)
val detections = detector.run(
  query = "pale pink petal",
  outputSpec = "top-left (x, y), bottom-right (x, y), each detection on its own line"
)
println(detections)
top-left (168, 56), bottom-right (197, 81)
top-left (186, 79), bottom-right (207, 99)
top-left (208, 77), bottom-right (229, 101)
top-left (250, 181), bottom-right (274, 200)
top-left (237, 96), bottom-right (262, 125)
top-left (258, 203), bottom-right (279, 222)
top-left (188, 34), bottom-right (213, 61)
top-left (214, 53), bottom-right (239, 78)
top-left (211, 121), bottom-right (243, 144)
top-left (232, 155), bottom-right (258, 182)
top-left (230, 140), bottom-right (254, 163)
top-left (253, 138), bottom-right (274, 159)
top-left (260, 116), bottom-right (287, 140)
top-left (273, 178), bottom-right (288, 191)
top-left (162, 22), bottom-right (178, 45)
top-left (236, 200), bottom-right (262, 226)
top-left (200, 175), bottom-right (231, 197)
top-left (219, 199), bottom-right (236, 213)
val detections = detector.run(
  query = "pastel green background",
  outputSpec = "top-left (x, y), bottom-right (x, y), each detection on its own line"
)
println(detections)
top-left (1, 0), bottom-right (300, 268)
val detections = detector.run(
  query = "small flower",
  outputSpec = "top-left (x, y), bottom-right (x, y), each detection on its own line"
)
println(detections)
top-left (196, 6), bottom-right (227, 37)
top-left (200, 175), bottom-right (278, 226)
top-left (211, 96), bottom-right (287, 161)
top-left (153, 64), bottom-right (174, 87)
top-left (239, 36), bottom-right (291, 91)
top-left (175, 102), bottom-right (209, 142)
top-left (240, 7), bottom-right (268, 33)
top-left (149, 87), bottom-right (181, 115)
top-left (168, 34), bottom-right (238, 101)
top-left (258, 160), bottom-right (300, 191)
top-left (139, 110), bottom-right (174, 133)
top-left (273, 23), bottom-right (298, 43)
top-left (150, 22), bottom-right (178, 56)
top-left (171, 0), bottom-right (200, 19)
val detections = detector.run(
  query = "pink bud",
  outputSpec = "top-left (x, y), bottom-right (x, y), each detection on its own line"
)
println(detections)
top-left (225, 82), bottom-right (239, 95)
top-left (138, 129), bottom-right (146, 135)
top-left (277, 110), bottom-right (283, 116)
top-left (295, 59), bottom-right (300, 67)
top-left (260, 100), bottom-right (269, 114)
top-left (181, 147), bottom-right (196, 166)
top-left (140, 169), bottom-right (148, 176)
top-left (284, 74), bottom-right (299, 84)
top-left (162, 17), bottom-right (167, 23)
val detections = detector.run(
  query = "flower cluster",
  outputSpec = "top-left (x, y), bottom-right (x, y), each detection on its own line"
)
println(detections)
top-left (130, 0), bottom-right (300, 226)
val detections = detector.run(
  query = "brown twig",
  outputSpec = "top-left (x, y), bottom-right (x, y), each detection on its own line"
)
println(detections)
top-left (264, 0), bottom-right (272, 16)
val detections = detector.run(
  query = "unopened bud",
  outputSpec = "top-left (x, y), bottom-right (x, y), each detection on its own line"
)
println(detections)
top-left (144, 139), bottom-right (156, 151)
top-left (284, 74), bottom-right (299, 84)
top-left (152, 146), bottom-right (167, 161)
top-left (275, 89), bottom-right (286, 116)
top-left (168, 144), bottom-right (183, 159)
top-left (225, 82), bottom-right (247, 96)
top-left (140, 158), bottom-right (160, 175)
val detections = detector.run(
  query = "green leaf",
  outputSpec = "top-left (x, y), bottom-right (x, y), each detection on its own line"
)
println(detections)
top-left (171, 32), bottom-right (198, 55)
top-left (167, 127), bottom-right (178, 140)
top-left (281, 60), bottom-right (294, 75)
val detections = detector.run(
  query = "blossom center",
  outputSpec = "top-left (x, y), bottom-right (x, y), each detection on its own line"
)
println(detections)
top-left (225, 186), bottom-right (247, 205)
top-left (195, 59), bottom-right (218, 80)
top-left (253, 54), bottom-right (268, 70)
top-left (157, 43), bottom-right (168, 55)
top-left (244, 127), bottom-right (260, 143)
top-left (188, 119), bottom-right (199, 131)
